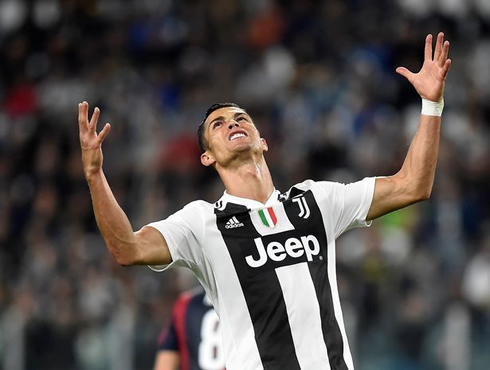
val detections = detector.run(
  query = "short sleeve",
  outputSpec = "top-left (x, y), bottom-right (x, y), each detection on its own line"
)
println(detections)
top-left (320, 177), bottom-right (376, 239)
top-left (158, 319), bottom-right (179, 351)
top-left (146, 202), bottom-right (204, 272)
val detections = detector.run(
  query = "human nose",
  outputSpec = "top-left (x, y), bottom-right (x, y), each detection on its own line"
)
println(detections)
top-left (228, 120), bottom-right (240, 129)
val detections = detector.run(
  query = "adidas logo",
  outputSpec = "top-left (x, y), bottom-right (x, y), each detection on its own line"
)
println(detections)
top-left (225, 216), bottom-right (244, 229)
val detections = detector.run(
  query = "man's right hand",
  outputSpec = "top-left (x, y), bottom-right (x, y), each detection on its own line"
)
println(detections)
top-left (78, 101), bottom-right (111, 179)
top-left (78, 101), bottom-right (172, 267)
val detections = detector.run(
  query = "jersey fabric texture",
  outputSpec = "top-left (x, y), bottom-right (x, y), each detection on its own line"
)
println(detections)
top-left (148, 177), bottom-right (375, 370)
top-left (158, 289), bottom-right (224, 370)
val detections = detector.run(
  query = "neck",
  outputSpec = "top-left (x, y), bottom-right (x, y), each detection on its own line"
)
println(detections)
top-left (217, 157), bottom-right (274, 204)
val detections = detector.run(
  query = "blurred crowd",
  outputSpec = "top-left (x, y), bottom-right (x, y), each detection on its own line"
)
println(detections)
top-left (1, 0), bottom-right (490, 369)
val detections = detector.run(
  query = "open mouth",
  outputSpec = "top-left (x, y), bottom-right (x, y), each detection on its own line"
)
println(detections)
top-left (229, 131), bottom-right (247, 141)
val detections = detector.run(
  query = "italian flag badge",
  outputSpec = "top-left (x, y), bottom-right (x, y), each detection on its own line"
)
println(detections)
top-left (258, 207), bottom-right (277, 228)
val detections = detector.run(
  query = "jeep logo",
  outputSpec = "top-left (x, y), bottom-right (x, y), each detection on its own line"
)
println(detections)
top-left (245, 235), bottom-right (320, 268)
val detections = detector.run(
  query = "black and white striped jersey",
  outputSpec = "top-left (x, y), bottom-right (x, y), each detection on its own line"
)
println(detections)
top-left (148, 177), bottom-right (375, 370)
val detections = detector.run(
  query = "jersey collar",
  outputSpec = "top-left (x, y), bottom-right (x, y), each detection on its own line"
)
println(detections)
top-left (219, 189), bottom-right (281, 210)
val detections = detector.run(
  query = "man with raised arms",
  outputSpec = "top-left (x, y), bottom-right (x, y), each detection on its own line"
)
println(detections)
top-left (78, 33), bottom-right (451, 370)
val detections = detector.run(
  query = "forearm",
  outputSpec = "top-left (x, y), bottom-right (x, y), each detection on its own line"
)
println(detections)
top-left (367, 113), bottom-right (442, 220)
top-left (86, 169), bottom-right (140, 265)
top-left (397, 113), bottom-right (441, 199)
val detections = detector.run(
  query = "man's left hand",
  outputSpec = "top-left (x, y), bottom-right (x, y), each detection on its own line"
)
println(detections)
top-left (396, 32), bottom-right (451, 102)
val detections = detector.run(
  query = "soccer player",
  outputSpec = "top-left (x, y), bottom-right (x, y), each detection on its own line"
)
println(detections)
top-left (78, 33), bottom-right (451, 370)
top-left (153, 288), bottom-right (224, 370)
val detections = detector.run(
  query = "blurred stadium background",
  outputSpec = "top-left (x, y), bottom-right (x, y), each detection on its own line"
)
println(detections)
top-left (1, 0), bottom-right (490, 369)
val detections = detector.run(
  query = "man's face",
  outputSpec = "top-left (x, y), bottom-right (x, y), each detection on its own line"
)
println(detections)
top-left (200, 106), bottom-right (267, 167)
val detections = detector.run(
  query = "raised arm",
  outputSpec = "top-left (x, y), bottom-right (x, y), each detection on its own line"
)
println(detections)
top-left (367, 32), bottom-right (451, 220)
top-left (78, 101), bottom-right (171, 266)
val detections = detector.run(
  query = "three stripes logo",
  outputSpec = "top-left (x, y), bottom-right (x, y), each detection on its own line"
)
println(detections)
top-left (225, 216), bottom-right (245, 229)
top-left (258, 207), bottom-right (278, 228)
top-left (292, 196), bottom-right (310, 219)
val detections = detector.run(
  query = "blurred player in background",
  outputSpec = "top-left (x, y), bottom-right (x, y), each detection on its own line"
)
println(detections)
top-left (153, 288), bottom-right (224, 370)
top-left (79, 33), bottom-right (451, 370)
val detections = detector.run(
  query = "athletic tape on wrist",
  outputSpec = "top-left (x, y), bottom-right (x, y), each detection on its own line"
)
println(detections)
top-left (421, 98), bottom-right (444, 117)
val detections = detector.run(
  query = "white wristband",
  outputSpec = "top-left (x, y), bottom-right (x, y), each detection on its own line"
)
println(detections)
top-left (421, 98), bottom-right (444, 116)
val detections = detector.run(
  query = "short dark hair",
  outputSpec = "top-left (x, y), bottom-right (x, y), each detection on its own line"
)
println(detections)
top-left (197, 102), bottom-right (245, 153)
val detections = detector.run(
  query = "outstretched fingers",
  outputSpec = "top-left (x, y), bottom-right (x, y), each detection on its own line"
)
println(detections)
top-left (98, 123), bottom-right (111, 143)
top-left (435, 33), bottom-right (451, 79)
top-left (440, 40), bottom-right (450, 67)
top-left (78, 101), bottom-right (88, 133)
top-left (78, 101), bottom-right (111, 144)
top-left (441, 58), bottom-right (452, 79)
top-left (423, 32), bottom-right (451, 80)
top-left (424, 34), bottom-right (433, 62)
top-left (395, 66), bottom-right (414, 84)
top-left (433, 32), bottom-right (444, 62)
top-left (78, 101), bottom-right (101, 131)
top-left (89, 107), bottom-right (100, 130)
